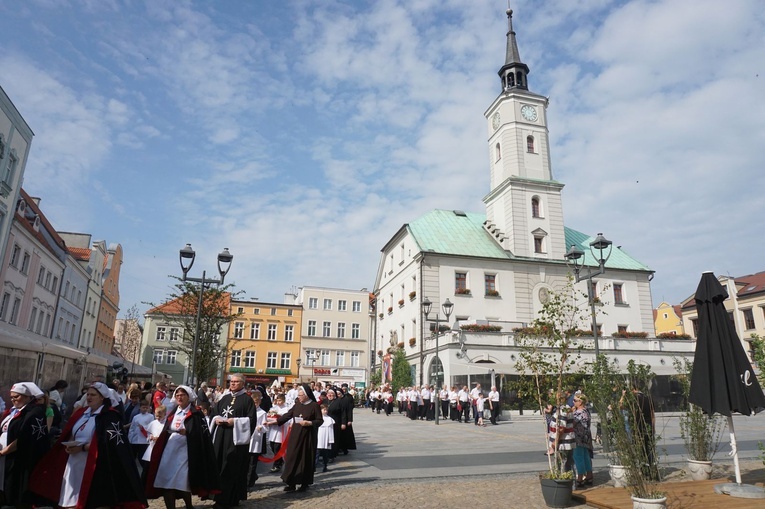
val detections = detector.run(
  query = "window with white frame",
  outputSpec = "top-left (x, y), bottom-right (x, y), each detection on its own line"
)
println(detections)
top-left (338, 300), bottom-right (347, 311)
top-left (350, 351), bottom-right (360, 367)
top-left (323, 321), bottom-right (331, 337)
top-left (335, 351), bottom-right (345, 366)
top-left (230, 350), bottom-right (241, 367)
top-left (153, 349), bottom-right (165, 364)
top-left (352, 301), bottom-right (361, 312)
top-left (280, 352), bottom-right (291, 370)
top-left (267, 352), bottom-right (277, 369)
top-left (29, 307), bottom-right (37, 331)
top-left (287, 309), bottom-right (293, 316)
top-left (323, 298), bottom-right (332, 310)
top-left (305, 349), bottom-right (317, 365)
top-left (320, 350), bottom-right (330, 366)
top-left (234, 322), bottom-right (244, 339)
top-left (337, 322), bottom-right (345, 338)
top-left (9, 244), bottom-right (20, 268)
top-left (613, 284), bottom-right (625, 305)
top-left (156, 327), bottom-right (166, 341)
top-left (244, 351), bottom-right (256, 368)
top-left (169, 327), bottom-right (179, 341)
top-left (166, 350), bottom-right (177, 365)
top-left (250, 322), bottom-right (260, 339)
top-left (351, 323), bottom-right (360, 339)
top-left (268, 323), bottom-right (277, 340)
top-left (270, 308), bottom-right (276, 316)
top-left (0, 292), bottom-right (9, 321)
top-left (285, 325), bottom-right (294, 342)
top-left (309, 297), bottom-right (318, 309)
top-left (308, 320), bottom-right (316, 336)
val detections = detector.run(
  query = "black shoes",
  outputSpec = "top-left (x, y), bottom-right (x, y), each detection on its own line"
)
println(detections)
top-left (298, 484), bottom-right (309, 492)
top-left (284, 485), bottom-right (296, 492)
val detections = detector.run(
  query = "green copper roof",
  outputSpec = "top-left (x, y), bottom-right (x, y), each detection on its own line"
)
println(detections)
top-left (407, 209), bottom-right (651, 272)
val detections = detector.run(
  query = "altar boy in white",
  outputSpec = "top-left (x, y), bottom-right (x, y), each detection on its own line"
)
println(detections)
top-left (247, 390), bottom-right (267, 488)
top-left (316, 404), bottom-right (335, 473)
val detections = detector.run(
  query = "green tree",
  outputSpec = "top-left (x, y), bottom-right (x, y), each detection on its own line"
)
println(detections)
top-left (369, 366), bottom-right (382, 388)
top-left (750, 333), bottom-right (765, 386)
top-left (147, 277), bottom-right (242, 385)
top-left (391, 348), bottom-right (413, 390)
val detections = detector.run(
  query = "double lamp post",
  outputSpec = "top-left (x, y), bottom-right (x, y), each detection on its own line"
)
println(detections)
top-left (563, 233), bottom-right (613, 357)
top-left (421, 297), bottom-right (453, 425)
top-left (179, 243), bottom-right (233, 386)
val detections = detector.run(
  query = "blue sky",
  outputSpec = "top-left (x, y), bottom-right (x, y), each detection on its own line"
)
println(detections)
top-left (1, 0), bottom-right (763, 319)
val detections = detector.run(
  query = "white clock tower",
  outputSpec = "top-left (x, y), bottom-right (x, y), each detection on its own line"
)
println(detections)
top-left (483, 9), bottom-right (566, 261)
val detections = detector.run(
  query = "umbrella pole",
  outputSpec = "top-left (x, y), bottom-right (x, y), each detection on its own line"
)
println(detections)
top-left (727, 415), bottom-right (742, 485)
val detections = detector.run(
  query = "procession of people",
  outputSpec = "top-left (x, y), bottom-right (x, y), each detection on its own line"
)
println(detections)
top-left (0, 375), bottom-right (360, 508)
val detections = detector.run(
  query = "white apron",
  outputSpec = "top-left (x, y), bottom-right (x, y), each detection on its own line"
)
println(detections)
top-left (154, 407), bottom-right (191, 492)
top-left (60, 406), bottom-right (101, 508)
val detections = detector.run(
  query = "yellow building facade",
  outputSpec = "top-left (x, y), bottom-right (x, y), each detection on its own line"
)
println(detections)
top-left (225, 299), bottom-right (302, 387)
top-left (653, 302), bottom-right (685, 336)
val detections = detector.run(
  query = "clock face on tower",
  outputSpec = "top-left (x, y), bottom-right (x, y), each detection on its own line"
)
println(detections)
top-left (492, 111), bottom-right (501, 130)
top-left (521, 104), bottom-right (537, 122)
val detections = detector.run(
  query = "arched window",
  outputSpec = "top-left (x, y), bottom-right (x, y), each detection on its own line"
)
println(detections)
top-left (527, 135), bottom-right (535, 153)
top-left (508, 73), bottom-right (515, 88)
top-left (531, 197), bottom-right (540, 218)
top-left (495, 143), bottom-right (501, 161)
top-left (516, 71), bottom-right (523, 88)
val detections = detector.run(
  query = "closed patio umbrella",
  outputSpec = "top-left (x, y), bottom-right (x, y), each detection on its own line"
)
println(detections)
top-left (688, 272), bottom-right (765, 498)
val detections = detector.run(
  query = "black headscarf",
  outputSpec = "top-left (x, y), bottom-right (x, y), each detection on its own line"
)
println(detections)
top-left (257, 384), bottom-right (272, 412)
top-left (300, 383), bottom-right (317, 403)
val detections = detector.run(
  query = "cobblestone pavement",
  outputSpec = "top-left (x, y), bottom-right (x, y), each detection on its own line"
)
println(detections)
top-left (144, 408), bottom-right (765, 509)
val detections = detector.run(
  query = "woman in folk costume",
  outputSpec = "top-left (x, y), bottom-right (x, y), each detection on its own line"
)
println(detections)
top-left (29, 382), bottom-right (146, 509)
top-left (145, 385), bottom-right (220, 509)
top-left (0, 382), bottom-right (50, 508)
top-left (268, 384), bottom-right (322, 493)
top-left (246, 390), bottom-right (267, 488)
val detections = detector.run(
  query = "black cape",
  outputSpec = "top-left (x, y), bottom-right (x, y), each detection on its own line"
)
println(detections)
top-left (2, 402), bottom-right (50, 505)
top-left (277, 400), bottom-right (323, 486)
top-left (146, 406), bottom-right (220, 498)
top-left (211, 391), bottom-right (256, 506)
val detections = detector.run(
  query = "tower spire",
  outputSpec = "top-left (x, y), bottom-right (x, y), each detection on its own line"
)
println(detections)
top-left (498, 9), bottom-right (530, 92)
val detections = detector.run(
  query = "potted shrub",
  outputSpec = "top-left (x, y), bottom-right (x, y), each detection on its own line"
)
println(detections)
top-left (455, 287), bottom-right (471, 295)
top-left (378, 312), bottom-right (384, 319)
top-left (409, 290), bottom-right (416, 300)
top-left (607, 361), bottom-right (667, 509)
top-left (674, 359), bottom-right (726, 480)
top-left (396, 341), bottom-right (405, 349)
top-left (387, 306), bottom-right (393, 313)
top-left (409, 337), bottom-right (416, 347)
top-left (398, 299), bottom-right (405, 306)
top-left (515, 277), bottom-right (586, 507)
top-left (486, 289), bottom-right (500, 297)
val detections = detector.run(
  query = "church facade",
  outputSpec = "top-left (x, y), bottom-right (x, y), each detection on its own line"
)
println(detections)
top-left (373, 10), bottom-right (692, 390)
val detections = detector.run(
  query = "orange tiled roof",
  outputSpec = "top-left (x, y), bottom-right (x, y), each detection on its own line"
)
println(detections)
top-left (147, 292), bottom-right (231, 316)
top-left (68, 246), bottom-right (91, 261)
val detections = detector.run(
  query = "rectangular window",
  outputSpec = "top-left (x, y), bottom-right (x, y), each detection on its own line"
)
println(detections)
top-left (20, 252), bottom-right (30, 273)
top-left (237, 307), bottom-right (244, 314)
top-left (36, 312), bottom-right (44, 334)
top-left (305, 349), bottom-right (317, 366)
top-left (351, 323), bottom-right (360, 339)
top-left (335, 351), bottom-right (345, 366)
top-left (614, 284), bottom-right (625, 305)
top-left (350, 351), bottom-right (360, 367)
top-left (324, 298), bottom-right (332, 310)
top-left (156, 327), bottom-right (166, 341)
top-left (287, 309), bottom-right (293, 317)
top-left (234, 322), bottom-right (244, 339)
top-left (267, 352), bottom-right (277, 369)
top-left (352, 301), bottom-right (361, 312)
top-left (320, 349), bottom-right (330, 366)
top-left (45, 271), bottom-right (52, 289)
top-left (29, 307), bottom-right (38, 331)
top-left (37, 267), bottom-right (45, 285)
top-left (9, 244), bottom-right (20, 268)
top-left (230, 350), bottom-right (241, 368)
top-left (268, 323), bottom-right (278, 340)
top-left (618, 325), bottom-right (628, 333)
top-left (169, 327), bottom-right (179, 341)
top-left (0, 292), bottom-right (10, 321)
top-left (337, 322), bottom-right (345, 338)
top-left (285, 325), bottom-right (294, 342)
top-left (250, 322), bottom-right (260, 339)
top-left (309, 298), bottom-right (318, 309)
top-left (308, 320), bottom-right (316, 336)
top-left (455, 272), bottom-right (467, 291)
top-left (743, 309), bottom-right (755, 330)
top-left (254, 308), bottom-right (260, 315)
top-left (51, 276), bottom-right (58, 294)
top-left (338, 300), bottom-right (347, 311)
top-left (166, 350), bottom-right (177, 365)
top-left (280, 352), bottom-right (291, 370)
top-left (57, 318), bottom-right (64, 338)
top-left (153, 349), bottom-right (165, 364)
top-left (270, 307), bottom-right (276, 316)
top-left (244, 351), bottom-right (256, 368)
top-left (534, 237), bottom-right (544, 253)
top-left (323, 321), bottom-right (331, 337)
top-left (485, 274), bottom-right (496, 294)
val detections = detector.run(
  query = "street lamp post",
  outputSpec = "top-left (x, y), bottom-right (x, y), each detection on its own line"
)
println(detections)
top-left (563, 233), bottom-right (613, 357)
top-left (421, 297), bottom-right (454, 425)
top-left (179, 243), bottom-right (233, 386)
top-left (296, 358), bottom-right (302, 382)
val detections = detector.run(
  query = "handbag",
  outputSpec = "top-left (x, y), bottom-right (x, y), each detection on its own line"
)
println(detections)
top-left (457, 403), bottom-right (462, 412)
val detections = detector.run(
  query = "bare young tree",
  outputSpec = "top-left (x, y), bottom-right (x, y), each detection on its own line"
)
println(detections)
top-left (146, 277), bottom-right (243, 385)
top-left (116, 304), bottom-right (143, 370)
